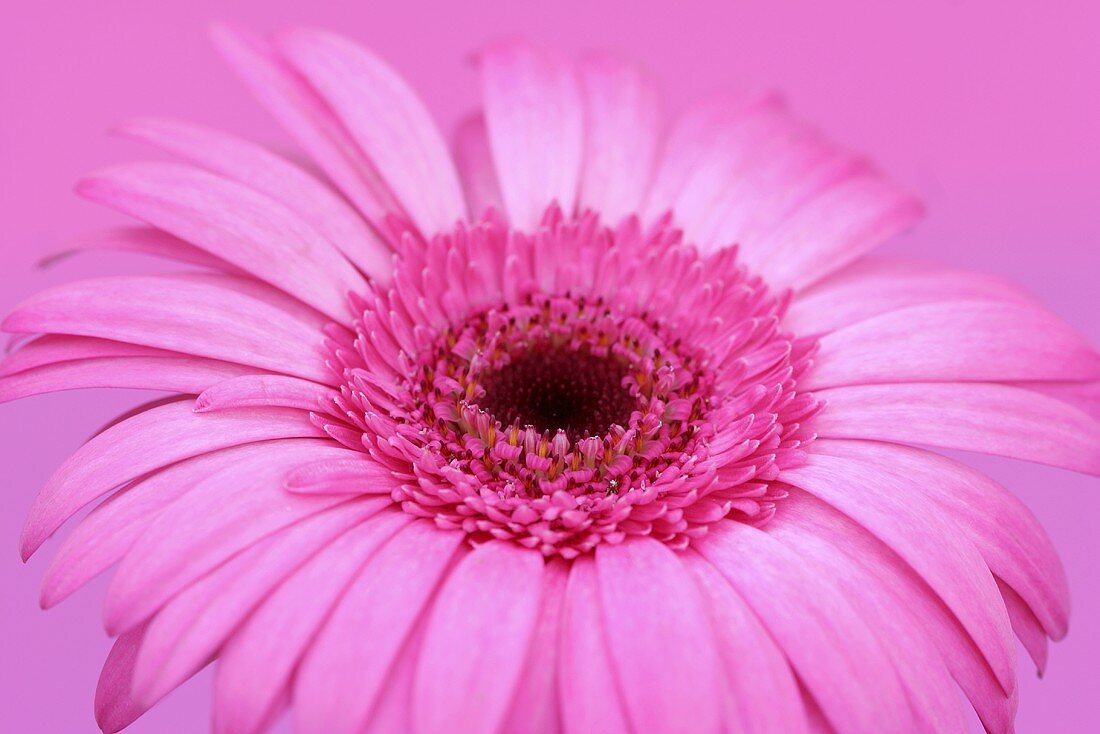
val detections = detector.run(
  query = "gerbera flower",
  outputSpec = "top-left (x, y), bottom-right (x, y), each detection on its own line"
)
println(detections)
top-left (4, 23), bottom-right (1099, 734)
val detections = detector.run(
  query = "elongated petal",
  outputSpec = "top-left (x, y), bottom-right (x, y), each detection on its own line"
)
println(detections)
top-left (41, 442), bottom-right (305, 608)
top-left (278, 28), bottom-right (466, 236)
top-left (814, 381), bottom-right (1100, 475)
top-left (213, 511), bottom-right (418, 734)
top-left (20, 400), bottom-right (323, 559)
top-left (499, 559), bottom-right (568, 734)
top-left (210, 24), bottom-right (403, 234)
top-left (594, 539), bottom-right (723, 733)
top-left (811, 438), bottom-right (1069, 639)
top-left (783, 452), bottom-right (1016, 692)
top-left (558, 557), bottom-right (631, 734)
top-left (77, 162), bottom-right (366, 321)
top-left (95, 623), bottom-right (151, 734)
top-left (453, 113), bottom-right (504, 217)
top-left (480, 40), bottom-right (584, 228)
top-left (413, 541), bottom-right (545, 734)
top-left (0, 335), bottom-right (168, 377)
top-left (294, 519), bottom-right (463, 734)
top-left (577, 54), bottom-right (661, 222)
top-left (804, 300), bottom-right (1100, 388)
top-left (43, 226), bottom-right (237, 272)
top-left (104, 441), bottom-right (381, 634)
top-left (284, 455), bottom-right (400, 495)
top-left (130, 500), bottom-right (379, 707)
top-left (195, 374), bottom-right (337, 413)
top-left (697, 521), bottom-right (916, 733)
top-left (0, 355), bottom-right (250, 404)
top-left (785, 257), bottom-right (1030, 335)
top-left (117, 118), bottom-right (391, 277)
top-left (3, 273), bottom-right (333, 382)
top-left (683, 553), bottom-right (807, 733)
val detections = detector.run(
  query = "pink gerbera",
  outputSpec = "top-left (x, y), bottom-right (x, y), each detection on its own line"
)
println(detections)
top-left (5, 24), bottom-right (1100, 734)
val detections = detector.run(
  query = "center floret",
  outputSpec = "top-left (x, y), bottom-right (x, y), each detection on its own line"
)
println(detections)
top-left (327, 206), bottom-right (821, 557)
top-left (478, 345), bottom-right (635, 441)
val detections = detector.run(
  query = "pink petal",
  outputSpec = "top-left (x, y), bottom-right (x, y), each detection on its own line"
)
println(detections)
top-left (2, 273), bottom-right (334, 382)
top-left (77, 162), bottom-right (366, 322)
top-left (277, 28), bottom-right (467, 236)
top-left (103, 440), bottom-right (381, 634)
top-left (813, 381), bottom-right (1100, 475)
top-left (284, 455), bottom-right (400, 495)
top-left (130, 500), bottom-right (380, 707)
top-left (116, 118), bottom-right (391, 278)
top-left (784, 451), bottom-right (1017, 692)
top-left (749, 173), bottom-right (923, 291)
top-left (682, 553), bottom-right (807, 733)
top-left (479, 40), bottom-right (584, 228)
top-left (292, 520), bottom-right (463, 734)
top-left (453, 113), bottom-right (504, 218)
top-left (210, 24), bottom-right (403, 236)
top-left (804, 300), bottom-right (1100, 388)
top-left (413, 540), bottom-right (545, 734)
top-left (0, 335), bottom-right (168, 377)
top-left (577, 54), bottom-right (661, 223)
top-left (697, 521), bottom-right (916, 733)
top-left (768, 494), bottom-right (991, 732)
top-left (557, 556), bottom-right (630, 734)
top-left (212, 510), bottom-right (419, 734)
top-left (195, 374), bottom-right (338, 413)
top-left (20, 399), bottom-right (323, 559)
top-left (812, 438), bottom-right (1069, 640)
top-left (998, 579), bottom-right (1050, 675)
top-left (95, 623), bottom-right (152, 734)
top-left (499, 559), bottom-right (569, 734)
top-left (42, 226), bottom-right (237, 272)
top-left (594, 539), bottom-right (723, 733)
top-left (1015, 378), bottom-right (1100, 422)
top-left (40, 442), bottom-right (306, 608)
top-left (785, 257), bottom-right (1031, 335)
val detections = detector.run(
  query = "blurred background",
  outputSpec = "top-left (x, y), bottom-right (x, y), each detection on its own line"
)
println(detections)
top-left (2, 1), bottom-right (1098, 731)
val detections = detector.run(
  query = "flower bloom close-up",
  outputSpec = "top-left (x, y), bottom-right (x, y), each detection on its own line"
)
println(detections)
top-left (4, 22), bottom-right (1100, 734)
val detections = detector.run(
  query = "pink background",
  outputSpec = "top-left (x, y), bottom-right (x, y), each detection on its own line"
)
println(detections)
top-left (2, 1), bottom-right (1098, 731)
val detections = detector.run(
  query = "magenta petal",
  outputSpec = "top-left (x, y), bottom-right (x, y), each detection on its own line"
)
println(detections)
top-left (413, 540), bottom-right (545, 734)
top-left (194, 374), bottom-right (338, 413)
top-left (94, 622), bottom-right (151, 734)
top-left (594, 539), bottom-right (723, 733)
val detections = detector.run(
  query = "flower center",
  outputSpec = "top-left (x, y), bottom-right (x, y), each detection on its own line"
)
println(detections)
top-left (478, 345), bottom-right (635, 441)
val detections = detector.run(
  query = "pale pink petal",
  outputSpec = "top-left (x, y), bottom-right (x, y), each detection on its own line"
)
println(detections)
top-left (557, 556), bottom-right (631, 734)
top-left (277, 28), bottom-right (467, 236)
top-left (293, 520), bottom-right (463, 734)
top-left (20, 399), bottom-right (323, 560)
top-left (499, 559), bottom-right (568, 734)
top-left (284, 455), bottom-right (401, 495)
top-left (213, 510), bottom-right (420, 734)
top-left (747, 173), bottom-right (923, 291)
top-left (811, 438), bottom-right (1069, 640)
top-left (682, 553), bottom-right (807, 733)
top-left (103, 441), bottom-right (382, 634)
top-left (577, 54), bottom-right (661, 223)
top-left (769, 493), bottom-right (997, 732)
top-left (0, 355), bottom-right (251, 404)
top-left (594, 538), bottom-right (723, 733)
top-left (360, 623), bottom-right (428, 734)
top-left (195, 374), bottom-right (338, 413)
top-left (40, 443), bottom-right (305, 608)
top-left (813, 382), bottom-right (1100, 475)
top-left (696, 521), bottom-right (916, 733)
top-left (479, 40), bottom-right (584, 228)
top-left (129, 500), bottom-right (380, 707)
top-left (1, 335), bottom-right (168, 377)
top-left (42, 226), bottom-right (237, 272)
top-left (803, 300), bottom-right (1100, 389)
top-left (783, 452), bottom-right (1017, 692)
top-left (210, 24), bottom-right (404, 235)
top-left (2, 274), bottom-right (334, 382)
top-left (998, 579), bottom-right (1050, 675)
top-left (77, 162), bottom-right (366, 321)
top-left (1015, 378), bottom-right (1100, 422)
top-left (116, 118), bottom-right (391, 277)
top-left (413, 540), bottom-right (545, 734)
top-left (453, 113), bottom-right (504, 217)
top-left (784, 257), bottom-right (1031, 335)
top-left (95, 623), bottom-right (151, 734)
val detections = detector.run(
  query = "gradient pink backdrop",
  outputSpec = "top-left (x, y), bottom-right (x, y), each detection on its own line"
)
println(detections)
top-left (2, 1), bottom-right (1098, 731)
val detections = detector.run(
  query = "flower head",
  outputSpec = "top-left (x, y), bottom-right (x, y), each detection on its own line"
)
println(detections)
top-left (4, 24), bottom-right (1099, 734)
